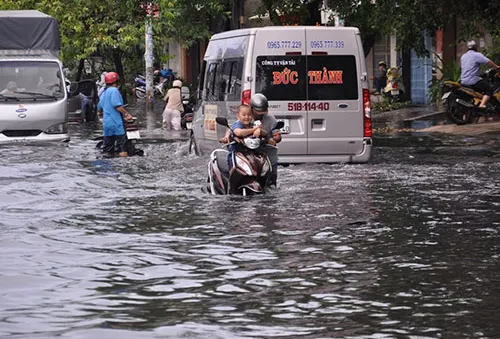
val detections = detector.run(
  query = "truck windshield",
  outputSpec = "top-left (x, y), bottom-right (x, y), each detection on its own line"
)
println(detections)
top-left (0, 61), bottom-right (64, 99)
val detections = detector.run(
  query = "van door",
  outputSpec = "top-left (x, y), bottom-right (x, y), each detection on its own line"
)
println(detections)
top-left (253, 28), bottom-right (308, 156)
top-left (305, 28), bottom-right (365, 155)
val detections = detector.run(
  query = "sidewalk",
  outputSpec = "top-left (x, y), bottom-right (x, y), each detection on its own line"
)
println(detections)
top-left (371, 100), bottom-right (500, 136)
top-left (372, 103), bottom-right (446, 130)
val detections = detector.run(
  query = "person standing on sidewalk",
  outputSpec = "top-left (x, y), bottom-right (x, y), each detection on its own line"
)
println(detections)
top-left (162, 79), bottom-right (184, 131)
top-left (460, 40), bottom-right (500, 109)
top-left (97, 72), bottom-right (134, 157)
top-left (372, 61), bottom-right (387, 94)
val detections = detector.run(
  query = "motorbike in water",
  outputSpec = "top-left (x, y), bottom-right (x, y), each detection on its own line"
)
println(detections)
top-left (383, 67), bottom-right (405, 102)
top-left (441, 68), bottom-right (500, 125)
top-left (206, 117), bottom-right (284, 196)
top-left (95, 115), bottom-right (144, 157)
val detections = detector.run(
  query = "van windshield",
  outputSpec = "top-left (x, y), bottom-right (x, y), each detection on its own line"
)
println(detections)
top-left (0, 61), bottom-right (64, 99)
top-left (255, 55), bottom-right (358, 101)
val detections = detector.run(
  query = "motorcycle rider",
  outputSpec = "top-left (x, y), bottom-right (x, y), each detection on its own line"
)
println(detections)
top-left (97, 72), bottom-right (134, 157)
top-left (250, 93), bottom-right (282, 186)
top-left (219, 104), bottom-right (261, 169)
top-left (460, 40), bottom-right (500, 109)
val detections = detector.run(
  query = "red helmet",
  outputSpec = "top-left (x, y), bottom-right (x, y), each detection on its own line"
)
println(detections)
top-left (104, 72), bottom-right (119, 84)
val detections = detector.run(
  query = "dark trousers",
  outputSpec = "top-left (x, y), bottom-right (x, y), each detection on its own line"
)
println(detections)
top-left (374, 77), bottom-right (386, 93)
top-left (470, 79), bottom-right (493, 97)
top-left (269, 163), bottom-right (278, 186)
top-left (103, 134), bottom-right (127, 154)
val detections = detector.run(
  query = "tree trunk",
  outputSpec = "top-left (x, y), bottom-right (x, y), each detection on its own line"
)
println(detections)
top-left (112, 49), bottom-right (128, 105)
top-left (362, 34), bottom-right (376, 58)
top-left (402, 47), bottom-right (412, 102)
top-left (76, 59), bottom-right (85, 82)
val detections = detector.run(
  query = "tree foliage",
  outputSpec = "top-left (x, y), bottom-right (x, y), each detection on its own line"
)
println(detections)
top-left (0, 0), bottom-right (223, 80)
top-left (254, 0), bottom-right (500, 57)
top-left (328, 0), bottom-right (500, 57)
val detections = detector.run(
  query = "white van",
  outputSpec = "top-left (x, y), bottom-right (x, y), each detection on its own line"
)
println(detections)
top-left (189, 26), bottom-right (372, 163)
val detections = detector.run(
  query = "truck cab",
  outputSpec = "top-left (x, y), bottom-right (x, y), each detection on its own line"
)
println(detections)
top-left (0, 10), bottom-right (69, 143)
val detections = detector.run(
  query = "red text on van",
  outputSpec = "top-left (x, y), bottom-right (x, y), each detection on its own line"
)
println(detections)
top-left (308, 68), bottom-right (343, 84)
top-left (272, 67), bottom-right (299, 85)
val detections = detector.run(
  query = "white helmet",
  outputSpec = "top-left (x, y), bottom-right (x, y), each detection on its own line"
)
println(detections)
top-left (467, 40), bottom-right (477, 50)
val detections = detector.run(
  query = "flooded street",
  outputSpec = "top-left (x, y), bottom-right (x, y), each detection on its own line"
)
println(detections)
top-left (1, 104), bottom-right (500, 338)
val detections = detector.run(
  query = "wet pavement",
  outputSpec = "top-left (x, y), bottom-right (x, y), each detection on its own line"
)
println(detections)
top-left (1, 100), bottom-right (500, 338)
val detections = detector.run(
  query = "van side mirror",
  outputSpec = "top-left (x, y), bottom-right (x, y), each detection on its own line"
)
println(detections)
top-left (181, 86), bottom-right (190, 100)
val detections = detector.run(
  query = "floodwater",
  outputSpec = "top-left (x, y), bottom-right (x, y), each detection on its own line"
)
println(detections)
top-left (1, 105), bottom-right (500, 338)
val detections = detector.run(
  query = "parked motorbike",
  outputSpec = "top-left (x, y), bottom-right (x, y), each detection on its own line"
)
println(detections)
top-left (441, 68), bottom-right (500, 125)
top-left (134, 75), bottom-right (165, 99)
top-left (206, 117), bottom-right (284, 196)
top-left (95, 116), bottom-right (144, 157)
top-left (383, 67), bottom-right (405, 102)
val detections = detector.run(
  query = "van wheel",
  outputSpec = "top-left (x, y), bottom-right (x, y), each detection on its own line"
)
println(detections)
top-left (189, 132), bottom-right (200, 156)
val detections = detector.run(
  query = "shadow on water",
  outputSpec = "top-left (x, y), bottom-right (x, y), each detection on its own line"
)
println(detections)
top-left (1, 103), bottom-right (500, 338)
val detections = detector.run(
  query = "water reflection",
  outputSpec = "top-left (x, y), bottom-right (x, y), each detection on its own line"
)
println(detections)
top-left (1, 112), bottom-right (500, 338)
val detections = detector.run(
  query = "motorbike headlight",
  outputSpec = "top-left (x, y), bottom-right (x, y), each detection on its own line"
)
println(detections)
top-left (45, 122), bottom-right (68, 134)
top-left (235, 154), bottom-right (253, 176)
top-left (243, 137), bottom-right (260, 150)
top-left (261, 158), bottom-right (270, 176)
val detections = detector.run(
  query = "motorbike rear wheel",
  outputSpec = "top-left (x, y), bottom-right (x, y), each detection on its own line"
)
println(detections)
top-left (446, 93), bottom-right (474, 125)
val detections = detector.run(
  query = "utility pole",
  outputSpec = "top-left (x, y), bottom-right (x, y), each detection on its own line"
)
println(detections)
top-left (145, 13), bottom-right (154, 112)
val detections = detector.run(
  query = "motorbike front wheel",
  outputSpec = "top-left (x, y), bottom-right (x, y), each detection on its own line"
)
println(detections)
top-left (135, 87), bottom-right (146, 99)
top-left (446, 93), bottom-right (474, 125)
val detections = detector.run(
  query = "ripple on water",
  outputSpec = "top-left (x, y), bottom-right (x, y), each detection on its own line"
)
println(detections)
top-left (1, 125), bottom-right (500, 338)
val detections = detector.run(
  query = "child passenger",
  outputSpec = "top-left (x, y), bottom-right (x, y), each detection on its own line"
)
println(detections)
top-left (219, 104), bottom-right (261, 170)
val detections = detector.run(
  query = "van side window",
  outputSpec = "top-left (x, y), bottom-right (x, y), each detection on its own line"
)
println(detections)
top-left (198, 61), bottom-right (207, 99)
top-left (220, 58), bottom-right (244, 101)
top-left (204, 61), bottom-right (220, 101)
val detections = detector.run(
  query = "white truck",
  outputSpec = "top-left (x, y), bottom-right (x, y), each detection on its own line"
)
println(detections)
top-left (0, 10), bottom-right (69, 143)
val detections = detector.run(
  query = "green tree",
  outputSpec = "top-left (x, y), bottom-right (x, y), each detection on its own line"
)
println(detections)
top-left (254, 0), bottom-right (500, 57)
top-left (325, 0), bottom-right (500, 57)
top-left (0, 0), bottom-right (223, 81)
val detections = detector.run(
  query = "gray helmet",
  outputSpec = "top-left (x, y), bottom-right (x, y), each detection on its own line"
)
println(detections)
top-left (467, 40), bottom-right (477, 50)
top-left (250, 93), bottom-right (269, 112)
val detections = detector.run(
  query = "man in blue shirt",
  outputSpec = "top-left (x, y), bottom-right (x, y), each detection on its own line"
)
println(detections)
top-left (460, 40), bottom-right (500, 108)
top-left (97, 72), bottom-right (134, 157)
